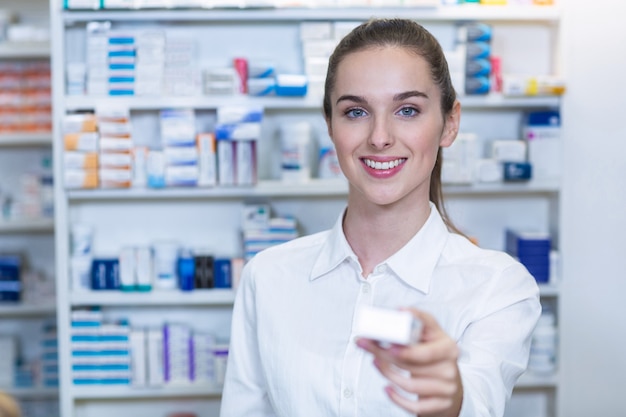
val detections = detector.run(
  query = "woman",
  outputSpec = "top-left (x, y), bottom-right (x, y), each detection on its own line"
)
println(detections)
top-left (0, 391), bottom-right (20, 417)
top-left (221, 18), bottom-right (541, 417)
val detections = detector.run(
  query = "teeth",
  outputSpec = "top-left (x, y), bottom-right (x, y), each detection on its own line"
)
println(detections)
top-left (364, 158), bottom-right (405, 170)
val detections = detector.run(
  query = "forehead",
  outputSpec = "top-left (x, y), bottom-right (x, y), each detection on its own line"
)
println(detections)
top-left (333, 46), bottom-right (436, 95)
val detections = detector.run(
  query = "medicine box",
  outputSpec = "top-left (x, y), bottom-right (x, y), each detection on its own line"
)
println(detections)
top-left (523, 110), bottom-right (561, 181)
top-left (505, 229), bottom-right (551, 283)
top-left (354, 305), bottom-right (422, 346)
top-left (0, 254), bottom-right (22, 302)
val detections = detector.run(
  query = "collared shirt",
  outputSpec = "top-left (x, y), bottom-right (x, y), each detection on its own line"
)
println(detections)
top-left (220, 204), bottom-right (541, 417)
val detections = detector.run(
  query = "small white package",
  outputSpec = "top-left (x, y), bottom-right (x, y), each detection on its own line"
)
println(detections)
top-left (355, 305), bottom-right (422, 346)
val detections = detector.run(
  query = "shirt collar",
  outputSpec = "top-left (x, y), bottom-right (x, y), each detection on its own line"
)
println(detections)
top-left (310, 207), bottom-right (358, 280)
top-left (310, 202), bottom-right (450, 294)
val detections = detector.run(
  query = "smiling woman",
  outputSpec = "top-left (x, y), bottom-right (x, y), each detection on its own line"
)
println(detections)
top-left (220, 18), bottom-right (541, 417)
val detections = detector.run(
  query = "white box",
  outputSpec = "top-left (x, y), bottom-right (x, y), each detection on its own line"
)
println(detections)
top-left (236, 140), bottom-right (256, 186)
top-left (147, 328), bottom-right (163, 386)
top-left (217, 140), bottom-right (235, 186)
top-left (300, 22), bottom-right (333, 41)
top-left (354, 305), bottom-right (422, 346)
top-left (491, 140), bottom-right (527, 162)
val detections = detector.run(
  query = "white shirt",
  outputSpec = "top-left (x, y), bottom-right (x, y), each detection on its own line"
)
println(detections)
top-left (220, 204), bottom-right (541, 417)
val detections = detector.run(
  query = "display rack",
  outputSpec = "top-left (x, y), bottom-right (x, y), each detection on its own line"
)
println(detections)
top-left (51, 3), bottom-right (563, 417)
top-left (0, 20), bottom-right (56, 414)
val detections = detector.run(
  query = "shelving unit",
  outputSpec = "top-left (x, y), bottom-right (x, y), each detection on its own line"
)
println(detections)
top-left (63, 93), bottom-right (559, 111)
top-left (0, 3), bottom-right (57, 414)
top-left (3, 387), bottom-right (59, 399)
top-left (0, 303), bottom-right (56, 317)
top-left (51, 3), bottom-right (563, 417)
top-left (0, 133), bottom-right (53, 147)
top-left (0, 41), bottom-right (51, 59)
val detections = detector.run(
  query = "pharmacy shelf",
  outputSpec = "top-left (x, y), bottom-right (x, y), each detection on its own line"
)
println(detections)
top-left (515, 372), bottom-right (559, 389)
top-left (0, 302), bottom-right (56, 317)
top-left (66, 179), bottom-right (560, 201)
top-left (538, 284), bottom-right (559, 297)
top-left (62, 5), bottom-right (561, 24)
top-left (69, 289), bottom-right (236, 307)
top-left (3, 387), bottom-right (59, 398)
top-left (62, 94), bottom-right (559, 112)
top-left (71, 384), bottom-right (222, 400)
top-left (0, 132), bottom-right (52, 147)
top-left (0, 218), bottom-right (55, 233)
top-left (0, 42), bottom-right (51, 59)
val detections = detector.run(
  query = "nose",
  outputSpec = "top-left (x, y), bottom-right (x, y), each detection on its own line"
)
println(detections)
top-left (368, 114), bottom-right (394, 150)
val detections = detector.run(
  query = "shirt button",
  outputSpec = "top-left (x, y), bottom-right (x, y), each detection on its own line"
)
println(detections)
top-left (361, 283), bottom-right (370, 294)
top-left (343, 388), bottom-right (353, 399)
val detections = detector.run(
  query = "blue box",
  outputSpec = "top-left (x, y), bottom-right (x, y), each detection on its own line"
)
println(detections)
top-left (465, 41), bottom-right (491, 60)
top-left (506, 229), bottom-right (551, 283)
top-left (503, 162), bottom-right (532, 181)
top-left (506, 230), bottom-right (550, 256)
top-left (0, 255), bottom-right (22, 302)
top-left (91, 259), bottom-right (120, 290)
top-left (465, 75), bottom-right (490, 95)
top-left (465, 59), bottom-right (491, 77)
top-left (213, 258), bottom-right (232, 288)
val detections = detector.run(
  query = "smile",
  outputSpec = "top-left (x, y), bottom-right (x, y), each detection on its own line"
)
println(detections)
top-left (362, 158), bottom-right (407, 170)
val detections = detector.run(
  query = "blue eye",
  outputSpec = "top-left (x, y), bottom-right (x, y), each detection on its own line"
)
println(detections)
top-left (346, 108), bottom-right (367, 118)
top-left (398, 107), bottom-right (418, 117)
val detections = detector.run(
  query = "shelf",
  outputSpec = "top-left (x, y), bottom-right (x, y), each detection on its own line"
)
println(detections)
top-left (72, 384), bottom-right (222, 400)
top-left (0, 218), bottom-right (55, 233)
top-left (67, 179), bottom-right (559, 201)
top-left (2, 387), bottom-right (59, 398)
top-left (0, 42), bottom-right (51, 59)
top-left (0, 132), bottom-right (52, 147)
top-left (538, 284), bottom-right (559, 297)
top-left (63, 94), bottom-right (559, 112)
top-left (69, 289), bottom-right (236, 307)
top-left (0, 303), bottom-right (56, 317)
top-left (63, 6), bottom-right (560, 24)
top-left (515, 372), bottom-right (558, 389)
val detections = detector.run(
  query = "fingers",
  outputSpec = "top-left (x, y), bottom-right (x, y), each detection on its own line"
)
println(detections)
top-left (386, 385), bottom-right (457, 416)
top-left (373, 358), bottom-right (456, 397)
top-left (356, 308), bottom-right (463, 416)
top-left (356, 333), bottom-right (459, 369)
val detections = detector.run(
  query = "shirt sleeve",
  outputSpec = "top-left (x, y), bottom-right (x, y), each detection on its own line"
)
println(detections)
top-left (457, 262), bottom-right (542, 417)
top-left (220, 259), bottom-right (277, 417)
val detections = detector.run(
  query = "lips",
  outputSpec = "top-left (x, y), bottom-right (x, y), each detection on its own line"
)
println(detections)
top-left (362, 158), bottom-right (407, 170)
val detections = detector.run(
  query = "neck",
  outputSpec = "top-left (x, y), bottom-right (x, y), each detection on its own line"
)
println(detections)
top-left (343, 193), bottom-right (431, 277)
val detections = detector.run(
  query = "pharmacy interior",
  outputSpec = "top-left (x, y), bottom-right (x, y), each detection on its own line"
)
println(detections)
top-left (1, 0), bottom-right (623, 416)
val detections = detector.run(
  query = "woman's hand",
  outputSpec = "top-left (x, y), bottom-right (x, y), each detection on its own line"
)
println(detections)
top-left (356, 308), bottom-right (463, 417)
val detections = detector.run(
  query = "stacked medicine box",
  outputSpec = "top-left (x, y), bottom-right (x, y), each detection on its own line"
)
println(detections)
top-left (215, 106), bottom-right (263, 186)
top-left (456, 22), bottom-right (493, 95)
top-left (242, 204), bottom-right (299, 262)
top-left (134, 325), bottom-right (225, 387)
top-left (70, 310), bottom-right (132, 385)
top-left (160, 109), bottom-right (199, 187)
top-left (505, 229), bottom-right (551, 284)
top-left (63, 113), bottom-right (99, 189)
top-left (299, 21), bottom-right (360, 98)
top-left (41, 322), bottom-right (59, 387)
top-left (97, 106), bottom-right (134, 188)
top-left (523, 110), bottom-right (562, 182)
top-left (86, 22), bottom-right (137, 97)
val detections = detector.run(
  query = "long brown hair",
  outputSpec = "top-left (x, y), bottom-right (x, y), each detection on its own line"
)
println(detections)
top-left (323, 18), bottom-right (461, 234)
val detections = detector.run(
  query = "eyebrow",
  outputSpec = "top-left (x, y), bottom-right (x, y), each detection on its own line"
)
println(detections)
top-left (335, 90), bottom-right (429, 106)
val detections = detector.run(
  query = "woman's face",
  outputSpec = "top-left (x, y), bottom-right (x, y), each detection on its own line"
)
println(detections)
top-left (327, 46), bottom-right (459, 208)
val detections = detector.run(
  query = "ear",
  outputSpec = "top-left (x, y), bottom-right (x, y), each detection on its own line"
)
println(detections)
top-left (440, 100), bottom-right (461, 148)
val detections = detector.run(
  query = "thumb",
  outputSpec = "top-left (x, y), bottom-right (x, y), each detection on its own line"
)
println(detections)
top-left (401, 308), bottom-right (444, 343)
